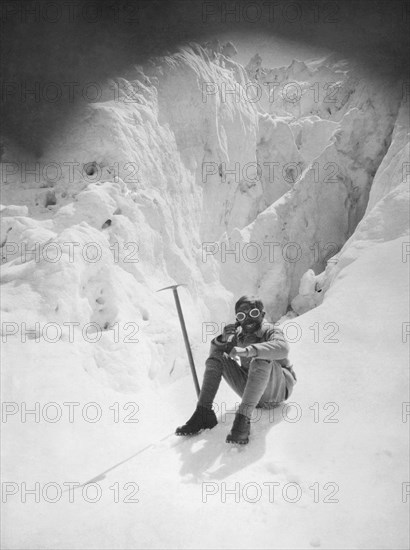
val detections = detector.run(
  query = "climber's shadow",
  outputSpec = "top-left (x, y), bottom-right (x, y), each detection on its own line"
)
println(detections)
top-left (173, 405), bottom-right (285, 482)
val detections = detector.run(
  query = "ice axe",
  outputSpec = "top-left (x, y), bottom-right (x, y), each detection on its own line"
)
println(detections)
top-left (156, 284), bottom-right (200, 397)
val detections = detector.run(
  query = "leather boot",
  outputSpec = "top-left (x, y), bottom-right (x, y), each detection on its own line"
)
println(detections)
top-left (226, 412), bottom-right (250, 444)
top-left (175, 405), bottom-right (218, 436)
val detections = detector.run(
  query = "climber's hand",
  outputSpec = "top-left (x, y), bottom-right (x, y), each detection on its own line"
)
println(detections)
top-left (221, 323), bottom-right (238, 342)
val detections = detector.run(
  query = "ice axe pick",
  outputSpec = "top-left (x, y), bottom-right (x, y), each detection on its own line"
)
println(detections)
top-left (156, 284), bottom-right (200, 397)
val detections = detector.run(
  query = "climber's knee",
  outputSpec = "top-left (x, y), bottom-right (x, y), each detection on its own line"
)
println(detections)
top-left (249, 357), bottom-right (272, 369)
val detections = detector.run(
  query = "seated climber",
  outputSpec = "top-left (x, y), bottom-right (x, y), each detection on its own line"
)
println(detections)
top-left (175, 295), bottom-right (297, 444)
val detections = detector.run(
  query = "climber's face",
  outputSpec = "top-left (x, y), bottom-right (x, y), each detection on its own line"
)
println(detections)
top-left (235, 303), bottom-right (264, 333)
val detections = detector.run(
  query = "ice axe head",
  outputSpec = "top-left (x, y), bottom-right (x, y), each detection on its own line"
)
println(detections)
top-left (156, 283), bottom-right (187, 293)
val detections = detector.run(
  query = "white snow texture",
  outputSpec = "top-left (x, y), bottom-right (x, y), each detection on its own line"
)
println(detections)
top-left (1, 43), bottom-right (409, 549)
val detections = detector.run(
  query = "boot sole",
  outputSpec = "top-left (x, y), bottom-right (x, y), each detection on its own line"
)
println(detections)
top-left (175, 426), bottom-right (216, 436)
top-left (175, 417), bottom-right (218, 436)
top-left (226, 437), bottom-right (249, 445)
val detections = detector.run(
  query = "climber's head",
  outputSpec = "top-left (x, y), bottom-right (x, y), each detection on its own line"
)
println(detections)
top-left (234, 295), bottom-right (265, 333)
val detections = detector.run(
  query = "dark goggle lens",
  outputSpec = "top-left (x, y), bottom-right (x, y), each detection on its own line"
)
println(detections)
top-left (236, 308), bottom-right (261, 322)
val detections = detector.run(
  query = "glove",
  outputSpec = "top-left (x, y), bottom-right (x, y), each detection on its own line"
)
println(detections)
top-left (221, 323), bottom-right (239, 343)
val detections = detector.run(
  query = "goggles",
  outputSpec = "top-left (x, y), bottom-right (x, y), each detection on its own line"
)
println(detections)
top-left (235, 308), bottom-right (261, 322)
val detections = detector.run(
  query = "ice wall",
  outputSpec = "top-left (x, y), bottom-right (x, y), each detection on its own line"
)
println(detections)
top-left (291, 96), bottom-right (409, 314)
top-left (1, 43), bottom-right (407, 390)
top-left (219, 54), bottom-right (403, 319)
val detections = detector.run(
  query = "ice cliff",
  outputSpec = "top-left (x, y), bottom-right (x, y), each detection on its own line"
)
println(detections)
top-left (1, 43), bottom-right (408, 390)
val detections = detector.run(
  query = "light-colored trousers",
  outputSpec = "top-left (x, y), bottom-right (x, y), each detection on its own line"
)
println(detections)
top-left (198, 350), bottom-right (295, 419)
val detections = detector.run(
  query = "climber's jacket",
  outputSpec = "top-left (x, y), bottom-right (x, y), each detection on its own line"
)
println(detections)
top-left (210, 321), bottom-right (297, 381)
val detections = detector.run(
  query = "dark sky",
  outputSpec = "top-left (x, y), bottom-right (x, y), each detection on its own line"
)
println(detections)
top-left (1, 0), bottom-right (409, 156)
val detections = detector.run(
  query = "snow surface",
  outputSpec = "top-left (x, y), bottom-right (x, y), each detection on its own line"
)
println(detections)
top-left (1, 43), bottom-right (409, 549)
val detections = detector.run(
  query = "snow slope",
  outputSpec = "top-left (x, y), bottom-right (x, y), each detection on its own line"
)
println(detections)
top-left (2, 234), bottom-right (408, 549)
top-left (1, 43), bottom-right (409, 549)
